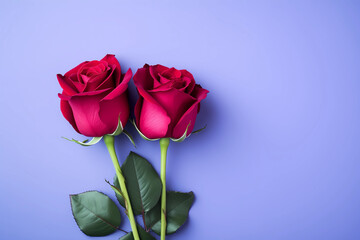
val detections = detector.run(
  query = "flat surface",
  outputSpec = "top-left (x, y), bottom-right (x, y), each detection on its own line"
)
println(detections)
top-left (1, 1), bottom-right (360, 239)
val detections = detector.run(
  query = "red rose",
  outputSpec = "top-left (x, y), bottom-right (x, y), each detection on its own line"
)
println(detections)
top-left (133, 64), bottom-right (209, 139)
top-left (58, 54), bottom-right (132, 137)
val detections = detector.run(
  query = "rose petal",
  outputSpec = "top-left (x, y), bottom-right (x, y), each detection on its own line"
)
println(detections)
top-left (68, 73), bottom-right (85, 91)
top-left (102, 68), bottom-right (132, 101)
top-left (139, 98), bottom-right (171, 139)
top-left (161, 67), bottom-right (182, 79)
top-left (158, 74), bottom-right (172, 85)
top-left (64, 61), bottom-right (88, 78)
top-left (181, 76), bottom-right (195, 93)
top-left (58, 93), bottom-right (71, 100)
top-left (57, 74), bottom-right (78, 95)
top-left (134, 67), bottom-right (168, 105)
top-left (58, 88), bottom-right (111, 101)
top-left (172, 103), bottom-right (199, 138)
top-left (80, 74), bottom-right (91, 84)
top-left (171, 79), bottom-right (187, 89)
top-left (101, 54), bottom-right (122, 85)
top-left (149, 88), bottom-right (196, 127)
top-left (77, 61), bottom-right (103, 83)
top-left (68, 90), bottom-right (111, 137)
top-left (191, 84), bottom-right (209, 101)
top-left (84, 66), bottom-right (114, 91)
top-left (134, 65), bottom-right (172, 138)
top-left (149, 64), bottom-right (168, 86)
top-left (134, 97), bottom-right (143, 128)
top-left (134, 65), bottom-right (154, 90)
top-left (72, 81), bottom-right (85, 93)
top-left (85, 62), bottom-right (107, 77)
top-left (172, 86), bottom-right (209, 138)
top-left (71, 88), bottom-right (112, 97)
top-left (60, 99), bottom-right (79, 133)
top-left (99, 92), bottom-right (129, 134)
top-left (180, 69), bottom-right (194, 80)
top-left (148, 80), bottom-right (174, 92)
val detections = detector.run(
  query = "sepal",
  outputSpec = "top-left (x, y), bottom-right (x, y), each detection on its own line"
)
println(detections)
top-left (62, 136), bottom-right (103, 146)
top-left (107, 116), bottom-right (123, 136)
top-left (123, 130), bottom-right (136, 147)
top-left (192, 124), bottom-right (207, 134)
top-left (170, 122), bottom-right (191, 142)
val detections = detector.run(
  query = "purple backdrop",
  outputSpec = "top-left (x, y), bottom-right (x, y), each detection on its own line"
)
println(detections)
top-left (1, 1), bottom-right (360, 239)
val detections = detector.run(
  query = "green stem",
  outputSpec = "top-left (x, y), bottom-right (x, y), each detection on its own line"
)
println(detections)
top-left (160, 138), bottom-right (170, 240)
top-left (104, 135), bottom-right (140, 240)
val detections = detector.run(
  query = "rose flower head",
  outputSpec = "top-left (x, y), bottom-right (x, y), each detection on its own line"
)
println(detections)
top-left (58, 54), bottom-right (131, 137)
top-left (133, 64), bottom-right (209, 140)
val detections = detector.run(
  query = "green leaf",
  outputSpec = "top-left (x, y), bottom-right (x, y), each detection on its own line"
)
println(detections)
top-left (170, 122), bottom-right (191, 142)
top-left (70, 191), bottom-right (122, 236)
top-left (62, 136), bottom-right (102, 146)
top-left (119, 224), bottom-right (156, 240)
top-left (131, 119), bottom-right (159, 141)
top-left (113, 152), bottom-right (162, 215)
top-left (145, 191), bottom-right (194, 235)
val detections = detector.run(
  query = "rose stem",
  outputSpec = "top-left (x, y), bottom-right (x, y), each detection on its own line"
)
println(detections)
top-left (160, 138), bottom-right (170, 240)
top-left (104, 135), bottom-right (140, 240)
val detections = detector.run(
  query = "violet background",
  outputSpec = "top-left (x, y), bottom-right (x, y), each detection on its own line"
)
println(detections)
top-left (1, 1), bottom-right (360, 239)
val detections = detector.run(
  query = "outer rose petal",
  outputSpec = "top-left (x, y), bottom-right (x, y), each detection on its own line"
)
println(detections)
top-left (99, 92), bottom-right (129, 133)
top-left (134, 97), bottom-right (143, 128)
top-left (60, 99), bottom-right (79, 133)
top-left (58, 93), bottom-right (71, 100)
top-left (133, 65), bottom-right (154, 90)
top-left (191, 84), bottom-right (209, 101)
top-left (172, 103), bottom-right (199, 139)
top-left (193, 86), bottom-right (209, 113)
top-left (149, 88), bottom-right (196, 127)
top-left (139, 98), bottom-right (171, 139)
top-left (134, 66), bottom-right (172, 138)
top-left (68, 90), bottom-right (112, 137)
top-left (59, 88), bottom-right (111, 99)
top-left (172, 86), bottom-right (209, 138)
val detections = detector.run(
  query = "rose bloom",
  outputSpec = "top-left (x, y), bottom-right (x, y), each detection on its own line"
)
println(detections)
top-left (133, 64), bottom-right (209, 139)
top-left (58, 54), bottom-right (131, 137)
